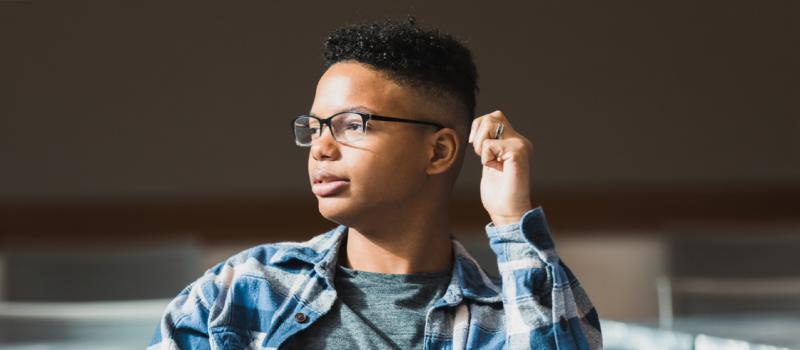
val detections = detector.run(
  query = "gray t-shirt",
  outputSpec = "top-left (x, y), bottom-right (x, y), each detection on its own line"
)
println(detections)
top-left (290, 264), bottom-right (452, 350)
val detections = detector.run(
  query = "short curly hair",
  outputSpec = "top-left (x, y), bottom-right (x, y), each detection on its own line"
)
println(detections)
top-left (323, 17), bottom-right (478, 138)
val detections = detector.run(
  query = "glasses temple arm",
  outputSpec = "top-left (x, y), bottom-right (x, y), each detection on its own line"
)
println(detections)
top-left (369, 115), bottom-right (444, 129)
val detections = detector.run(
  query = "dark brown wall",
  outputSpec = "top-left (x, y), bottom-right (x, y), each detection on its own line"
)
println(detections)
top-left (0, 1), bottom-right (798, 239)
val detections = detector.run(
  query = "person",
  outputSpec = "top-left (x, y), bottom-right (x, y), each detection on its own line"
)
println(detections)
top-left (149, 17), bottom-right (602, 350)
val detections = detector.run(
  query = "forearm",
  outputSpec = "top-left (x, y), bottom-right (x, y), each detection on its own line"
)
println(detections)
top-left (487, 208), bottom-right (602, 350)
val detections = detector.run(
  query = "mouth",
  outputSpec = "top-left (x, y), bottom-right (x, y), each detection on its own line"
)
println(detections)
top-left (311, 170), bottom-right (350, 197)
top-left (316, 179), bottom-right (342, 184)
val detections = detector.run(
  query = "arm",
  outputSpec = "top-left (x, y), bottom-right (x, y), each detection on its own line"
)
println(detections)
top-left (470, 111), bottom-right (602, 349)
top-left (486, 208), bottom-right (602, 349)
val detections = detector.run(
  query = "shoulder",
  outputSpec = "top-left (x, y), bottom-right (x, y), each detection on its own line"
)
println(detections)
top-left (205, 226), bottom-right (344, 287)
top-left (153, 227), bottom-right (346, 346)
top-left (182, 227), bottom-right (345, 318)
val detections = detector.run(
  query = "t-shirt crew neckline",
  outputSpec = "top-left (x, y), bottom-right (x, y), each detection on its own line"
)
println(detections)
top-left (334, 263), bottom-right (454, 284)
top-left (289, 262), bottom-right (453, 349)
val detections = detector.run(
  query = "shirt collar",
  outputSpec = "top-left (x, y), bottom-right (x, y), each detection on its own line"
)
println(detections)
top-left (270, 226), bottom-right (503, 304)
top-left (269, 226), bottom-right (346, 281)
top-left (444, 239), bottom-right (503, 305)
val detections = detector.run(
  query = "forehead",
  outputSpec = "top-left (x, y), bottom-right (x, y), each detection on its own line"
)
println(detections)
top-left (310, 62), bottom-right (417, 118)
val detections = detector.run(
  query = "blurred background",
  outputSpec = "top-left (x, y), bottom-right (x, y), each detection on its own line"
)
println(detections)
top-left (0, 1), bottom-right (798, 349)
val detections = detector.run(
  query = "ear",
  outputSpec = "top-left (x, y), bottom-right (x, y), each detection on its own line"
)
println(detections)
top-left (426, 128), bottom-right (460, 175)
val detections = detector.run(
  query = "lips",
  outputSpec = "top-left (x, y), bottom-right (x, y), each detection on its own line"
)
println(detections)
top-left (311, 169), bottom-right (350, 196)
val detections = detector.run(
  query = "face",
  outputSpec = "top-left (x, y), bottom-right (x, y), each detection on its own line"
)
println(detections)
top-left (307, 62), bottom-right (434, 227)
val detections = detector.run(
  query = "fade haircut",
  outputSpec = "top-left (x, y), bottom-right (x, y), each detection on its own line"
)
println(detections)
top-left (323, 16), bottom-right (478, 141)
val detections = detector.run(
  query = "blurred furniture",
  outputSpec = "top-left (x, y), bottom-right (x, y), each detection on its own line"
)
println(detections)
top-left (0, 240), bottom-right (201, 347)
top-left (602, 313), bottom-right (800, 350)
top-left (0, 298), bottom-right (171, 348)
top-left (656, 231), bottom-right (800, 329)
top-left (3, 240), bottom-right (202, 302)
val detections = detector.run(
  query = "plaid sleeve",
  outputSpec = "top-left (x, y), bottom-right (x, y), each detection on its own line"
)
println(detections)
top-left (147, 262), bottom-right (227, 350)
top-left (486, 207), bottom-right (602, 350)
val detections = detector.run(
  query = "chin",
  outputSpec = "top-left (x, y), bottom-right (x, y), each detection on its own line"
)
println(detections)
top-left (316, 197), bottom-right (358, 227)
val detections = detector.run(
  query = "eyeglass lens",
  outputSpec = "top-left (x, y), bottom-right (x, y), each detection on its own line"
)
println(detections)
top-left (293, 113), bottom-right (366, 146)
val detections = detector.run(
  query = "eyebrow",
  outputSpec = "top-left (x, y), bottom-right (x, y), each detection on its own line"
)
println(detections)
top-left (308, 105), bottom-right (382, 117)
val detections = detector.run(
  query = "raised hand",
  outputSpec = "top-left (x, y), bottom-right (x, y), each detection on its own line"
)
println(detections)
top-left (469, 111), bottom-right (533, 226)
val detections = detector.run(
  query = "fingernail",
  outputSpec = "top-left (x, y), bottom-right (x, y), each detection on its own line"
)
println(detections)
top-left (468, 132), bottom-right (474, 143)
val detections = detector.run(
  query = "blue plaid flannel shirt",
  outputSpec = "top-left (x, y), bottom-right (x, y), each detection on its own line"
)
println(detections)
top-left (149, 208), bottom-right (602, 349)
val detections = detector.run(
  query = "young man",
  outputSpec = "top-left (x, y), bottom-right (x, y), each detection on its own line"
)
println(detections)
top-left (150, 19), bottom-right (602, 350)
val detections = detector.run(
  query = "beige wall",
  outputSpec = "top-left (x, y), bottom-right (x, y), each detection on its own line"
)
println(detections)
top-left (556, 235), bottom-right (667, 320)
top-left (1, 1), bottom-right (798, 203)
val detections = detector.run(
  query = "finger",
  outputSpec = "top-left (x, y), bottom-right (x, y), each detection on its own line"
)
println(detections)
top-left (486, 110), bottom-right (507, 123)
top-left (480, 139), bottom-right (505, 171)
top-left (473, 119), bottom-right (490, 155)
top-left (471, 111), bottom-right (515, 155)
top-left (488, 111), bottom-right (514, 136)
top-left (470, 116), bottom-right (489, 155)
top-left (480, 139), bottom-right (499, 164)
top-left (469, 113), bottom-right (494, 144)
top-left (470, 111), bottom-right (505, 141)
top-left (473, 116), bottom-right (506, 156)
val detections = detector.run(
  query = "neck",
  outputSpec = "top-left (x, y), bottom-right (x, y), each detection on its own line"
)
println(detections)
top-left (338, 198), bottom-right (453, 274)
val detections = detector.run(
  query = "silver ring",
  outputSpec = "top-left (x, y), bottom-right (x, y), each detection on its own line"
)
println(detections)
top-left (494, 123), bottom-right (504, 139)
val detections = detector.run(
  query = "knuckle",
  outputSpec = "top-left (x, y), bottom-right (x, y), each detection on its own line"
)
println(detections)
top-left (510, 139), bottom-right (530, 155)
top-left (522, 138), bottom-right (532, 149)
top-left (520, 143), bottom-right (532, 156)
top-left (491, 110), bottom-right (506, 120)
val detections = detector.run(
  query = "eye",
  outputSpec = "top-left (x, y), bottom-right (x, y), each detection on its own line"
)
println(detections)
top-left (346, 122), bottom-right (364, 132)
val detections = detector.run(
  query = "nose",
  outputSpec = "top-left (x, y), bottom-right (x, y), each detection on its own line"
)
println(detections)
top-left (310, 125), bottom-right (341, 161)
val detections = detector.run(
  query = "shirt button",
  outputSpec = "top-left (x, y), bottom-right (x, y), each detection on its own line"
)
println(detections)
top-left (294, 312), bottom-right (308, 323)
top-left (532, 233), bottom-right (544, 246)
top-left (559, 316), bottom-right (568, 331)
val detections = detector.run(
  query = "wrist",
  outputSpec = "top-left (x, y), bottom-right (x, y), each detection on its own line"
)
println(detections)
top-left (490, 212), bottom-right (528, 226)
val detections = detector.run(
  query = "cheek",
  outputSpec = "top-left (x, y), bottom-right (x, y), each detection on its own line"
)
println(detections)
top-left (307, 152), bottom-right (315, 179)
top-left (351, 147), bottom-right (426, 193)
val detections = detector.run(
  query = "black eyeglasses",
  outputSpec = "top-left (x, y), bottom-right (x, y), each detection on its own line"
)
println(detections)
top-left (291, 111), bottom-right (444, 147)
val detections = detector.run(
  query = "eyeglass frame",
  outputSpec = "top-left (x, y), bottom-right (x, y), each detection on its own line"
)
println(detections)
top-left (290, 111), bottom-right (445, 147)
